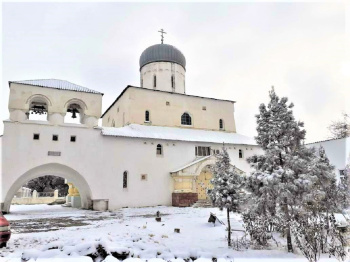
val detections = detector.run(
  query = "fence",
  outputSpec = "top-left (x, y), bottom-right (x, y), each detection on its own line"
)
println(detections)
top-left (12, 189), bottom-right (65, 205)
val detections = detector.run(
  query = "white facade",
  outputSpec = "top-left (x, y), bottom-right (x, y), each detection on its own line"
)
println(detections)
top-left (141, 62), bottom-right (186, 94)
top-left (0, 43), bottom-right (263, 213)
top-left (306, 137), bottom-right (350, 181)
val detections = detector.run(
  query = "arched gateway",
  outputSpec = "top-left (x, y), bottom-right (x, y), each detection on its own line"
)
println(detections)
top-left (1, 163), bottom-right (92, 213)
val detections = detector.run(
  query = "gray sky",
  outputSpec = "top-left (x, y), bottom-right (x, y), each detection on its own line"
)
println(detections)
top-left (2, 2), bottom-right (349, 142)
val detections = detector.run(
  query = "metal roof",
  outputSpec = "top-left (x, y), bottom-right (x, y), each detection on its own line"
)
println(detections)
top-left (139, 44), bottom-right (186, 70)
top-left (102, 124), bottom-right (257, 145)
top-left (9, 79), bottom-right (103, 95)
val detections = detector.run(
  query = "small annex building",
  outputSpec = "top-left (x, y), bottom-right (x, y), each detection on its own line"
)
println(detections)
top-left (0, 41), bottom-right (263, 213)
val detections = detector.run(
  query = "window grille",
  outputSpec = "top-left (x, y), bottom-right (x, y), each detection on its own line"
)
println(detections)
top-left (195, 146), bottom-right (211, 157)
top-left (181, 113), bottom-right (192, 125)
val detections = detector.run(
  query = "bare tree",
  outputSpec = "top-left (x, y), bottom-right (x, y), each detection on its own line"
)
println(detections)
top-left (328, 113), bottom-right (350, 139)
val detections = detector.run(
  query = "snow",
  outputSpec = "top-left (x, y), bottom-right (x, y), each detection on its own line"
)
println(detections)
top-left (102, 124), bottom-right (257, 145)
top-left (10, 79), bottom-right (103, 94)
top-left (0, 205), bottom-right (340, 261)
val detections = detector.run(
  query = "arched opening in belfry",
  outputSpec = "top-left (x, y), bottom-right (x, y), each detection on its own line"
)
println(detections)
top-left (64, 102), bottom-right (84, 124)
top-left (27, 97), bottom-right (49, 121)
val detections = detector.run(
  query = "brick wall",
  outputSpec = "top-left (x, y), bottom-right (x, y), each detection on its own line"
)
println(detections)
top-left (172, 193), bottom-right (198, 207)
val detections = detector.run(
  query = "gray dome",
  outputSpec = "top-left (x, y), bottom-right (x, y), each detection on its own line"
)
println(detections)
top-left (139, 44), bottom-right (186, 70)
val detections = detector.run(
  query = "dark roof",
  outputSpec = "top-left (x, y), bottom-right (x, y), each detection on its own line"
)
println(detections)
top-left (139, 44), bottom-right (186, 70)
top-left (9, 79), bottom-right (104, 95)
top-left (101, 86), bottom-right (235, 118)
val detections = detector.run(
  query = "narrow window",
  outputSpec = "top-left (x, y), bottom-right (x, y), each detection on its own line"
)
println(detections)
top-left (181, 113), bottom-right (192, 125)
top-left (340, 170), bottom-right (346, 184)
top-left (153, 75), bottom-right (157, 88)
top-left (145, 110), bottom-right (150, 122)
top-left (219, 119), bottom-right (224, 129)
top-left (123, 171), bottom-right (128, 188)
top-left (156, 144), bottom-right (163, 155)
top-left (202, 106), bottom-right (206, 111)
top-left (239, 149), bottom-right (243, 159)
top-left (171, 75), bottom-right (175, 91)
top-left (70, 136), bottom-right (76, 142)
top-left (52, 135), bottom-right (58, 141)
top-left (33, 133), bottom-right (40, 140)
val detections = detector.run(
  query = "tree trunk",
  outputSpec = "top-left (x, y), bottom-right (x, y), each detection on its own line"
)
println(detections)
top-left (227, 208), bottom-right (231, 247)
top-left (283, 201), bottom-right (293, 253)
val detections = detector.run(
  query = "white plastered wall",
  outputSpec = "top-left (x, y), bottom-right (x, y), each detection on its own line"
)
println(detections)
top-left (8, 83), bottom-right (102, 127)
top-left (102, 87), bottom-right (236, 132)
top-left (140, 62), bottom-right (186, 94)
top-left (1, 120), bottom-right (261, 212)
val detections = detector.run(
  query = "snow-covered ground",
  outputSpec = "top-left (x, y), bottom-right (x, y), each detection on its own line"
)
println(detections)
top-left (0, 205), bottom-right (340, 261)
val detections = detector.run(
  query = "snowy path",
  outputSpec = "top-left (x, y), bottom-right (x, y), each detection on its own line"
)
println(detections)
top-left (0, 205), bottom-right (339, 261)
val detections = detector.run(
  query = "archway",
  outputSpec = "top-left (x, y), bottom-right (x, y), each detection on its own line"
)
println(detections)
top-left (2, 163), bottom-right (92, 213)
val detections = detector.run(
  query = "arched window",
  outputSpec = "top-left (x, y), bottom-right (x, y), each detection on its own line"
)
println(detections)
top-left (156, 144), bottom-right (163, 155)
top-left (239, 149), bottom-right (243, 159)
top-left (153, 75), bottom-right (157, 88)
top-left (219, 119), bottom-right (224, 129)
top-left (123, 171), bottom-right (128, 188)
top-left (171, 75), bottom-right (175, 91)
top-left (181, 112), bottom-right (192, 125)
top-left (145, 110), bottom-right (150, 122)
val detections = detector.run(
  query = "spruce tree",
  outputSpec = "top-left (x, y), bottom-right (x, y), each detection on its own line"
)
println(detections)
top-left (209, 146), bottom-right (245, 247)
top-left (245, 88), bottom-right (347, 260)
top-left (246, 87), bottom-right (308, 252)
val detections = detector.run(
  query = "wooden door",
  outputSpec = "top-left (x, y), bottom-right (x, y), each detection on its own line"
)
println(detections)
top-left (196, 170), bottom-right (213, 200)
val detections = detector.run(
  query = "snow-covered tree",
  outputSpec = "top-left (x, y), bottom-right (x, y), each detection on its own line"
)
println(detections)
top-left (209, 146), bottom-right (245, 247)
top-left (328, 112), bottom-right (349, 139)
top-left (245, 87), bottom-right (310, 252)
top-left (245, 88), bottom-right (347, 260)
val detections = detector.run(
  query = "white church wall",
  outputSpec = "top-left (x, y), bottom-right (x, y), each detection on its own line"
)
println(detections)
top-left (102, 87), bottom-right (237, 132)
top-left (306, 137), bottom-right (349, 180)
top-left (1, 119), bottom-right (261, 211)
top-left (102, 89), bottom-right (131, 128)
top-left (141, 62), bottom-right (186, 94)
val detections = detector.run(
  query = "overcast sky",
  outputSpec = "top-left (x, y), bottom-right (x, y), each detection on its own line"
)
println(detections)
top-left (1, 2), bottom-right (349, 143)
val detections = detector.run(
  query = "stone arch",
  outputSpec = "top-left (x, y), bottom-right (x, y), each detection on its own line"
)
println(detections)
top-left (25, 94), bottom-right (52, 106)
top-left (2, 163), bottom-right (92, 213)
top-left (194, 158), bottom-right (216, 177)
top-left (64, 98), bottom-right (88, 111)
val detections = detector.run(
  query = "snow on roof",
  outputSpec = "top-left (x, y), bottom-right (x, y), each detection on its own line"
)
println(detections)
top-left (102, 124), bottom-right (257, 145)
top-left (306, 136), bottom-right (349, 145)
top-left (9, 79), bottom-right (103, 95)
top-left (171, 156), bottom-right (212, 173)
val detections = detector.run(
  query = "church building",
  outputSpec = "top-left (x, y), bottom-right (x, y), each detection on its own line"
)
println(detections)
top-left (0, 38), bottom-right (262, 212)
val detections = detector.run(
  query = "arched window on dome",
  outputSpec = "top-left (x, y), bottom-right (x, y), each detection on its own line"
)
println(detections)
top-left (171, 75), bottom-right (175, 92)
top-left (156, 144), bottom-right (163, 156)
top-left (181, 112), bottom-right (192, 126)
top-left (153, 75), bottom-right (157, 89)
top-left (145, 110), bottom-right (150, 122)
top-left (219, 119), bottom-right (224, 130)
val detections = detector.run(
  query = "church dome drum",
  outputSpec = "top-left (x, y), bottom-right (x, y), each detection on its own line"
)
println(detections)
top-left (139, 44), bottom-right (186, 70)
